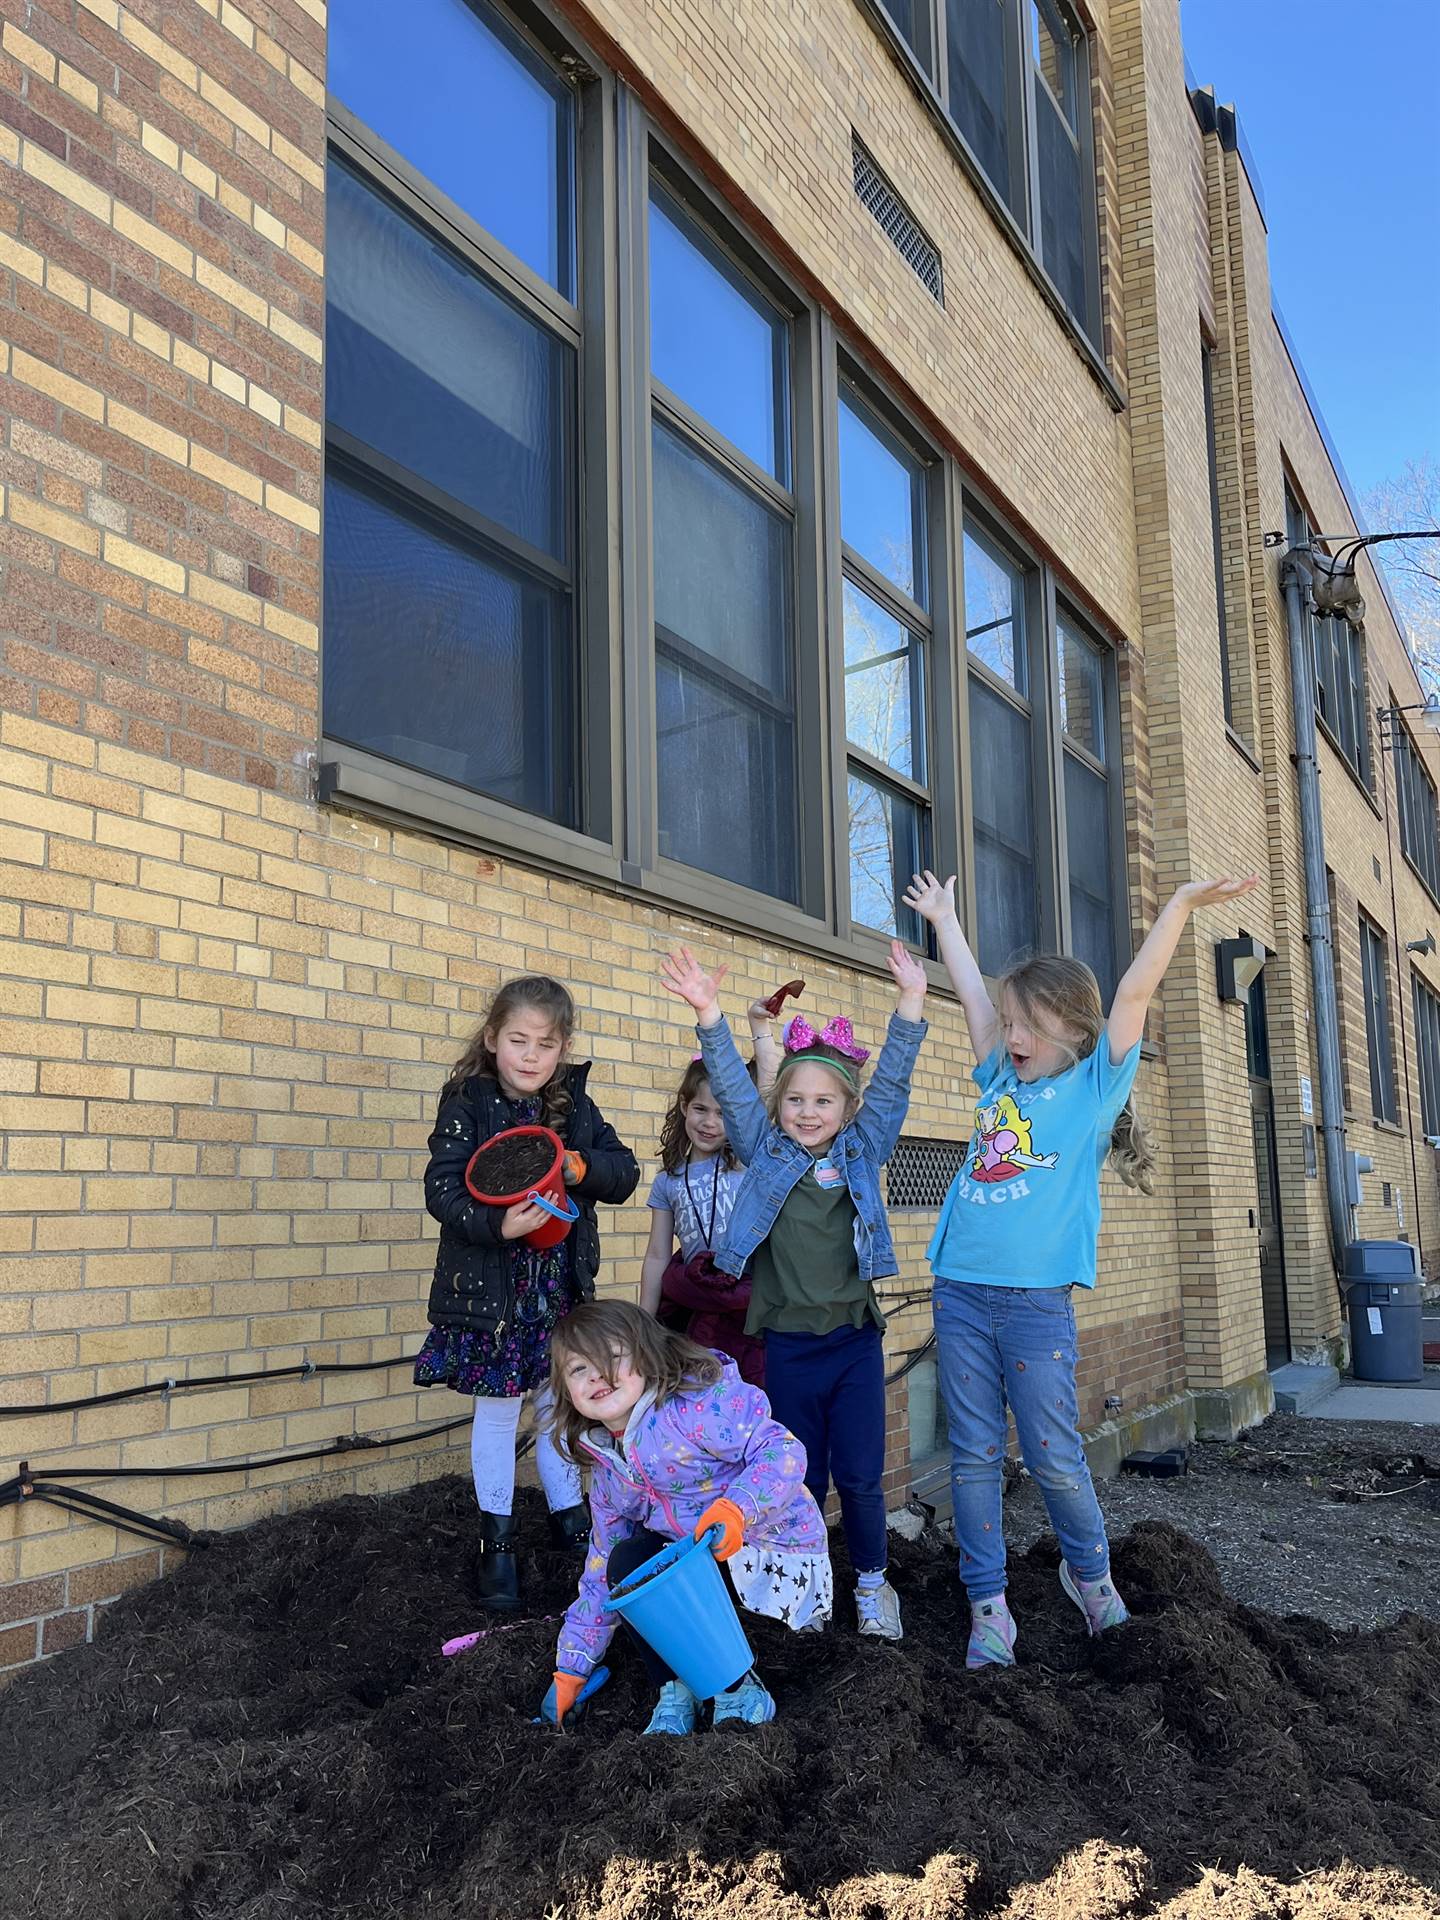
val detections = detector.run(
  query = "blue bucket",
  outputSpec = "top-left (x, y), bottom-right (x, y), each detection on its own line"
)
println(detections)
top-left (603, 1526), bottom-right (754, 1698)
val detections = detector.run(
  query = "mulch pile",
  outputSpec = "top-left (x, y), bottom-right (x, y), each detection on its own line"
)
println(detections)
top-left (2, 1478), bottom-right (1437, 1920)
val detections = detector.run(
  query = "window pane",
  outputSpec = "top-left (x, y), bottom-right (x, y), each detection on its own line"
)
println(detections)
top-left (969, 674), bottom-right (1037, 975)
top-left (839, 391), bottom-right (926, 603)
top-left (1034, 86), bottom-right (1090, 329)
top-left (329, 0), bottom-right (573, 297)
top-left (945, 0), bottom-right (1018, 212)
top-left (327, 157), bottom-right (572, 562)
top-left (652, 421), bottom-right (797, 900)
top-left (1362, 923), bottom-right (1397, 1123)
top-left (844, 581), bottom-right (923, 780)
top-left (847, 770), bottom-right (926, 942)
top-left (883, 0), bottom-right (923, 58)
top-left (964, 529), bottom-right (1026, 691)
top-left (324, 469), bottom-right (572, 823)
top-left (1059, 616), bottom-right (1105, 756)
top-left (649, 187), bottom-right (789, 481)
top-left (1064, 749), bottom-right (1115, 997)
top-left (1031, 0), bottom-right (1077, 122)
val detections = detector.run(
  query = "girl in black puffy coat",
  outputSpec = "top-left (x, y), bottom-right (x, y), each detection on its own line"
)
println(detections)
top-left (415, 974), bottom-right (639, 1609)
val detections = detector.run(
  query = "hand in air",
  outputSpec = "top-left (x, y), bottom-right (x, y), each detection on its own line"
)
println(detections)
top-left (1174, 876), bottom-right (1260, 912)
top-left (886, 940), bottom-right (929, 998)
top-left (901, 870), bottom-right (958, 927)
top-left (660, 946), bottom-right (728, 1016)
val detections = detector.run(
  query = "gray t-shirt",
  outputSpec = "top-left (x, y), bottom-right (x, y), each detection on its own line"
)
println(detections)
top-left (647, 1158), bottom-right (746, 1262)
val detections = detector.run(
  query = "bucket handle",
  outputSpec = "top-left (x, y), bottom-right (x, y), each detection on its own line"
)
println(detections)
top-left (526, 1188), bottom-right (580, 1225)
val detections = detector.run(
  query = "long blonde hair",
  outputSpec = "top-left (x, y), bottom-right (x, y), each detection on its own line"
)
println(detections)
top-left (997, 956), bottom-right (1156, 1194)
top-left (548, 1300), bottom-right (724, 1461)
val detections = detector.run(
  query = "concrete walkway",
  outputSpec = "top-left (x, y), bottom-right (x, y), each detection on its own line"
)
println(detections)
top-left (1306, 1379), bottom-right (1440, 1423)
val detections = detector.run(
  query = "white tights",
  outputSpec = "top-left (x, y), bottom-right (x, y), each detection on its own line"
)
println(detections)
top-left (470, 1388), bottom-right (581, 1517)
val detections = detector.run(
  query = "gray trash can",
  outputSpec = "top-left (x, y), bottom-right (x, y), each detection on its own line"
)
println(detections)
top-left (1342, 1240), bottom-right (1423, 1383)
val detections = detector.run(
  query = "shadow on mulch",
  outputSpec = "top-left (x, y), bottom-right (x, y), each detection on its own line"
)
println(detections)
top-left (2, 1479), bottom-right (1437, 1920)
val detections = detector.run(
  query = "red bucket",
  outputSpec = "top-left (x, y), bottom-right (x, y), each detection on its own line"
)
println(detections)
top-left (464, 1125), bottom-right (579, 1250)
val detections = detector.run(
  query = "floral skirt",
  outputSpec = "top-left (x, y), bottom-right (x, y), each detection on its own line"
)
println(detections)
top-left (414, 1242), bottom-right (574, 1398)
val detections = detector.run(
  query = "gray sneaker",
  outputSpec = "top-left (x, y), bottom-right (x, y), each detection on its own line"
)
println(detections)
top-left (710, 1668), bottom-right (776, 1725)
top-left (855, 1578), bottom-right (903, 1640)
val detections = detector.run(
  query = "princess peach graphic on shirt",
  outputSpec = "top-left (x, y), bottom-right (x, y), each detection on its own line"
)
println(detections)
top-left (969, 1092), bottom-right (1059, 1184)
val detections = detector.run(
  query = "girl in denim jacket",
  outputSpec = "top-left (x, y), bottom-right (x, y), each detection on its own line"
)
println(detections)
top-left (660, 941), bottom-right (928, 1642)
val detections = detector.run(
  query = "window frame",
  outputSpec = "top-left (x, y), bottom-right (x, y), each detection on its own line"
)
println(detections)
top-left (1394, 720), bottom-right (1440, 906)
top-left (957, 502), bottom-right (1056, 973)
top-left (1285, 481), bottom-right (1372, 792)
top-left (318, 0), bottom-right (621, 872)
top-left (1200, 339), bottom-right (1234, 729)
top-left (1412, 968), bottom-right (1440, 1139)
top-left (864, 0), bottom-right (1108, 360)
top-left (830, 360), bottom-right (945, 951)
top-left (316, 6), bottom-right (1135, 995)
top-left (1053, 596), bottom-right (1128, 995)
top-left (1359, 913), bottom-right (1399, 1125)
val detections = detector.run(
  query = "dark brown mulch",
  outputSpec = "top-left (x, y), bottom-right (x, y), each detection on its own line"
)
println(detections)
top-left (2, 1480), bottom-right (1437, 1920)
top-left (466, 1131), bottom-right (557, 1199)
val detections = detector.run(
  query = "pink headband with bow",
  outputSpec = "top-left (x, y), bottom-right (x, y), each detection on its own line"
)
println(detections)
top-left (782, 1015), bottom-right (870, 1065)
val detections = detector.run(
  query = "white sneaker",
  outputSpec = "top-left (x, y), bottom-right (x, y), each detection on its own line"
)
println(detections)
top-left (855, 1578), bottom-right (903, 1640)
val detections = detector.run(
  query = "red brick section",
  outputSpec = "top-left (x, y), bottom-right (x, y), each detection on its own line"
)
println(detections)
top-left (0, 1545), bottom-right (167, 1678)
top-left (0, 0), bottom-right (326, 798)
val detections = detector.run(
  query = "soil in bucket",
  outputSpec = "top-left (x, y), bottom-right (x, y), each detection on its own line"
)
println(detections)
top-left (466, 1131), bottom-right (556, 1200)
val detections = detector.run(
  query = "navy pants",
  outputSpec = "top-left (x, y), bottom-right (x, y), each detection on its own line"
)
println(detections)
top-left (764, 1323), bottom-right (887, 1575)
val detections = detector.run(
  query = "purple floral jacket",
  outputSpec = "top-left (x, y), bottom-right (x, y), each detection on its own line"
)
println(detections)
top-left (555, 1357), bottom-right (827, 1677)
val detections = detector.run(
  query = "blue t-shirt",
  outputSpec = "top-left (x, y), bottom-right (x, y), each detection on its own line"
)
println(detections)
top-left (926, 1037), bottom-right (1141, 1291)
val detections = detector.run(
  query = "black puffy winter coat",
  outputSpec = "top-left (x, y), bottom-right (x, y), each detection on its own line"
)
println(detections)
top-left (423, 1064), bottom-right (640, 1338)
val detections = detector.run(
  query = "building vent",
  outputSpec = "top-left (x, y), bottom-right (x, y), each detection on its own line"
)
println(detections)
top-left (852, 135), bottom-right (944, 305)
top-left (887, 1135), bottom-right (968, 1210)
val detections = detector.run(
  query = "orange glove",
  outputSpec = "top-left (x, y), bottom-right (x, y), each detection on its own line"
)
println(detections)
top-left (551, 1670), bottom-right (586, 1725)
top-left (695, 1496), bottom-right (745, 1561)
top-left (561, 1150), bottom-right (587, 1186)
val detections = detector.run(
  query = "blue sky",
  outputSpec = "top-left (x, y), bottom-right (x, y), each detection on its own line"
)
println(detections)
top-left (1180, 0), bottom-right (1440, 504)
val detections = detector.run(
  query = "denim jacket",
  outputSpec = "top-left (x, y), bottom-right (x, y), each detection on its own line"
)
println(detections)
top-left (697, 1010), bottom-right (927, 1286)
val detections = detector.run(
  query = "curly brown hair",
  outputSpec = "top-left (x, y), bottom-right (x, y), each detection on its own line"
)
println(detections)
top-left (657, 1058), bottom-right (749, 1174)
top-left (548, 1300), bottom-right (724, 1462)
top-left (442, 974), bottom-right (576, 1131)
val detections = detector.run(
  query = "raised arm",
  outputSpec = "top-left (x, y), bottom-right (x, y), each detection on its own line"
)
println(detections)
top-left (852, 942), bottom-right (929, 1164)
top-left (900, 871), bottom-right (998, 1062)
top-left (1107, 876), bottom-right (1258, 1062)
top-left (659, 948), bottom-right (769, 1162)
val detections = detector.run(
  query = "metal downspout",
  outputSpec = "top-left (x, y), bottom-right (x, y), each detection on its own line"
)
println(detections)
top-left (1281, 548), bottom-right (1351, 1267)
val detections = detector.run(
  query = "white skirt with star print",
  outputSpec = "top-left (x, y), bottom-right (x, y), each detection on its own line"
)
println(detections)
top-left (728, 1541), bottom-right (833, 1630)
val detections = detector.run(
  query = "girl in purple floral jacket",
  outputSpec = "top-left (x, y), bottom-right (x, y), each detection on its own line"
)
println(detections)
top-left (540, 1300), bottom-right (831, 1738)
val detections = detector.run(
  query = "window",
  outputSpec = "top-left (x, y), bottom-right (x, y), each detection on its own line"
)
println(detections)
top-left (839, 383), bottom-right (932, 943)
top-left (876, 0), bottom-right (1101, 341)
top-left (1285, 485), bottom-right (1371, 787)
top-left (324, 0), bottom-right (581, 827)
top-left (1201, 343), bottom-right (1233, 728)
top-left (1313, 611), bottom-right (1370, 786)
top-left (1058, 611), bottom-right (1118, 998)
top-left (1360, 916), bottom-right (1398, 1124)
top-left (1395, 726), bottom-right (1440, 901)
top-left (1413, 972), bottom-right (1440, 1138)
top-left (964, 523), bottom-right (1038, 975)
top-left (649, 183), bottom-right (800, 904)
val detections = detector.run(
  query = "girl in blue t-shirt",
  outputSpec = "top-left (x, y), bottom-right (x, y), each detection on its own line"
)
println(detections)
top-left (903, 868), bottom-right (1256, 1669)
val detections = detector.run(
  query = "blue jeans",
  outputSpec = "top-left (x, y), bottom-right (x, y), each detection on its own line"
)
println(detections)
top-left (765, 1323), bottom-right (888, 1575)
top-left (933, 1280), bottom-right (1110, 1600)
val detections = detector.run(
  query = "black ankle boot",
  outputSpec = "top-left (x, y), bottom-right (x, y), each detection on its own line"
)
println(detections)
top-left (475, 1511), bottom-right (519, 1611)
top-left (547, 1501), bottom-right (591, 1550)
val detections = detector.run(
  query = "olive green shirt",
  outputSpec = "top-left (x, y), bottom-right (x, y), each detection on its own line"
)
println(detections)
top-left (745, 1156), bottom-right (887, 1337)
